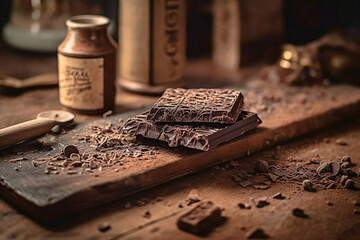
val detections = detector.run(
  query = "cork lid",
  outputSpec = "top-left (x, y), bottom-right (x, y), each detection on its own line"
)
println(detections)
top-left (66, 15), bottom-right (110, 29)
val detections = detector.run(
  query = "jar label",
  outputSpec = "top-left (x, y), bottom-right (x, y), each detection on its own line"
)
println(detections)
top-left (58, 54), bottom-right (104, 110)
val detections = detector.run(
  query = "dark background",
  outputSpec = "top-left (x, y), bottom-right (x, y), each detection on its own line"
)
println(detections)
top-left (0, 0), bottom-right (359, 59)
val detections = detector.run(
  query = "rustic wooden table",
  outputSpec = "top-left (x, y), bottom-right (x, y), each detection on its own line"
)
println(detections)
top-left (0, 42), bottom-right (360, 240)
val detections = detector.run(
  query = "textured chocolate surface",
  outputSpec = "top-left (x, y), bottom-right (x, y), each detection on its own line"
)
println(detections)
top-left (121, 111), bottom-right (262, 151)
top-left (177, 201), bottom-right (222, 235)
top-left (147, 88), bottom-right (244, 124)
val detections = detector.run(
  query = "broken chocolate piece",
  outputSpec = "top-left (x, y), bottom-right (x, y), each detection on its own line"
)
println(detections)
top-left (335, 139), bottom-right (347, 146)
top-left (345, 179), bottom-right (356, 190)
top-left (63, 145), bottom-right (79, 158)
top-left (98, 222), bottom-right (111, 232)
top-left (147, 88), bottom-right (244, 124)
top-left (122, 111), bottom-right (262, 151)
top-left (341, 161), bottom-right (351, 169)
top-left (177, 201), bottom-right (222, 235)
top-left (316, 161), bottom-right (331, 177)
top-left (340, 155), bottom-right (352, 163)
top-left (245, 228), bottom-right (269, 239)
top-left (302, 180), bottom-right (316, 192)
top-left (255, 197), bottom-right (270, 208)
top-left (238, 202), bottom-right (251, 209)
top-left (292, 208), bottom-right (309, 218)
top-left (272, 192), bottom-right (285, 200)
top-left (329, 162), bottom-right (341, 176)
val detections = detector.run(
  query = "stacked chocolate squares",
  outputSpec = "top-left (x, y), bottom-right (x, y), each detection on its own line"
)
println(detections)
top-left (121, 88), bottom-right (262, 151)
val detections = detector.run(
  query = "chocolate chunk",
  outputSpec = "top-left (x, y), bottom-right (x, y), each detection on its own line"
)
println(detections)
top-left (292, 208), bottom-right (309, 218)
top-left (335, 139), bottom-right (347, 146)
top-left (329, 162), bottom-right (341, 176)
top-left (326, 201), bottom-right (333, 206)
top-left (255, 160), bottom-right (269, 173)
top-left (98, 222), bottom-right (111, 232)
top-left (245, 228), bottom-right (269, 239)
top-left (122, 111), bottom-right (262, 151)
top-left (177, 201), bottom-right (222, 235)
top-left (341, 162), bottom-right (351, 169)
top-left (272, 192), bottom-right (285, 200)
top-left (143, 211), bottom-right (151, 219)
top-left (255, 197), bottom-right (270, 208)
top-left (354, 210), bottom-right (360, 215)
top-left (147, 88), bottom-right (244, 124)
top-left (345, 179), bottom-right (356, 190)
top-left (238, 202), bottom-right (251, 209)
top-left (302, 180), bottom-right (316, 192)
top-left (340, 156), bottom-right (352, 163)
top-left (63, 145), bottom-right (79, 158)
top-left (316, 161), bottom-right (331, 177)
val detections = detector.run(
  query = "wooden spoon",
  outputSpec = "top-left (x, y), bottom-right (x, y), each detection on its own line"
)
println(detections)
top-left (0, 110), bottom-right (74, 150)
top-left (0, 73), bottom-right (58, 89)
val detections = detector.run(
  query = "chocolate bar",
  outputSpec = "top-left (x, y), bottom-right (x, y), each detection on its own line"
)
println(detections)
top-left (121, 111), bottom-right (261, 151)
top-left (147, 88), bottom-right (244, 124)
top-left (177, 201), bottom-right (222, 235)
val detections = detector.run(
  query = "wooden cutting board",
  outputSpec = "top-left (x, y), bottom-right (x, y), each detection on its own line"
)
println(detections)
top-left (1, 80), bottom-right (360, 222)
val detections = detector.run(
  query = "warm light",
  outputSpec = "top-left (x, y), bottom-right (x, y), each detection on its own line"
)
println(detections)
top-left (283, 51), bottom-right (292, 60)
top-left (280, 60), bottom-right (291, 69)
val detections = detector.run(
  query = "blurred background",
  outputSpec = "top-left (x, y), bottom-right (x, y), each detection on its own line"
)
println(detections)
top-left (0, 0), bottom-right (359, 90)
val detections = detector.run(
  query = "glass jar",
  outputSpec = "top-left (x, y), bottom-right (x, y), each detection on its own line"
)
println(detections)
top-left (58, 15), bottom-right (117, 114)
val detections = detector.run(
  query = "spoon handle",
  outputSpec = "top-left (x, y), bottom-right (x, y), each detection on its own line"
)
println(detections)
top-left (0, 118), bottom-right (56, 150)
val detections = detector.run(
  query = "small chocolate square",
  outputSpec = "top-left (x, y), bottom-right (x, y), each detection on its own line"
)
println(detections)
top-left (177, 201), bottom-right (222, 235)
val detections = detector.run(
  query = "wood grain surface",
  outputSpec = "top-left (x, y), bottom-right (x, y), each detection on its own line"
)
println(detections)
top-left (1, 42), bottom-right (360, 238)
top-left (1, 79), bottom-right (359, 222)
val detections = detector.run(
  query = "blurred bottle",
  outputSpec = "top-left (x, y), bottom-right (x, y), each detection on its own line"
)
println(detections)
top-left (118, 0), bottom-right (186, 94)
top-left (2, 0), bottom-right (115, 53)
